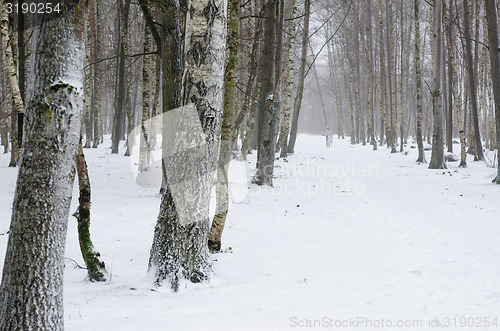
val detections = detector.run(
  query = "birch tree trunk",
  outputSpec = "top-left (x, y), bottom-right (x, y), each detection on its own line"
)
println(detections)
top-left (278, 0), bottom-right (297, 157)
top-left (209, 0), bottom-right (240, 251)
top-left (139, 25), bottom-right (152, 172)
top-left (0, 2), bottom-right (87, 329)
top-left (148, 0), bottom-right (227, 290)
top-left (429, 0), bottom-right (446, 169)
top-left (1, 4), bottom-right (24, 166)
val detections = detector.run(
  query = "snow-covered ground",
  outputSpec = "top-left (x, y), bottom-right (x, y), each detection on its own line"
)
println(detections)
top-left (1, 135), bottom-right (499, 330)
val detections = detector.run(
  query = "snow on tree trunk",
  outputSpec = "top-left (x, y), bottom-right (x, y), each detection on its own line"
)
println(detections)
top-left (0, 2), bottom-right (87, 329)
top-left (148, 0), bottom-right (227, 290)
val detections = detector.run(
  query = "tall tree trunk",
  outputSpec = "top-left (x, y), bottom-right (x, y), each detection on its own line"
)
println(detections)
top-left (209, 0), bottom-right (240, 251)
top-left (17, 11), bottom-right (25, 154)
top-left (111, 0), bottom-right (131, 154)
top-left (399, 0), bottom-right (406, 152)
top-left (386, 0), bottom-right (397, 153)
top-left (92, 0), bottom-right (101, 148)
top-left (377, 0), bottom-right (393, 150)
top-left (0, 41), bottom-right (9, 154)
top-left (463, 0), bottom-right (484, 161)
top-left (148, 0), bottom-right (227, 290)
top-left (484, 0), bottom-right (500, 183)
top-left (254, 0), bottom-right (277, 186)
top-left (124, 20), bottom-right (134, 157)
top-left (139, 25), bottom-right (152, 172)
top-left (84, 14), bottom-right (93, 148)
top-left (278, 0), bottom-right (297, 157)
top-left (365, 1), bottom-right (377, 149)
top-left (444, 0), bottom-right (466, 166)
top-left (0, 2), bottom-right (87, 329)
top-left (287, 0), bottom-right (310, 154)
top-left (429, 0), bottom-right (446, 169)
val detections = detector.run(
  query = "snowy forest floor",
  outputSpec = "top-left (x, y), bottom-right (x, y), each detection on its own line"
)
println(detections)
top-left (1, 135), bottom-right (500, 330)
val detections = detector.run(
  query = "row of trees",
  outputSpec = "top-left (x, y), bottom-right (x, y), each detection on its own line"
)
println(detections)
top-left (0, 0), bottom-right (500, 329)
top-left (322, 0), bottom-right (500, 175)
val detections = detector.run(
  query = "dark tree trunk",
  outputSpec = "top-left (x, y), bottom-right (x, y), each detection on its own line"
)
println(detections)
top-left (111, 0), bottom-right (131, 154)
top-left (429, 0), bottom-right (446, 169)
top-left (254, 0), bottom-right (277, 186)
top-left (463, 0), bottom-right (484, 161)
top-left (484, 0), bottom-right (500, 183)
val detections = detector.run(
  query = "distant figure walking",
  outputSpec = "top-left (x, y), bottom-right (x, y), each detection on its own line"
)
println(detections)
top-left (324, 127), bottom-right (333, 147)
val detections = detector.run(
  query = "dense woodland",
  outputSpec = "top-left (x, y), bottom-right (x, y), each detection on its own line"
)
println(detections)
top-left (0, 0), bottom-right (500, 329)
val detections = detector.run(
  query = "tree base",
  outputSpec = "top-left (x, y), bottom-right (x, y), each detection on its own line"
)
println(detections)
top-left (149, 190), bottom-right (212, 291)
top-left (208, 240), bottom-right (221, 252)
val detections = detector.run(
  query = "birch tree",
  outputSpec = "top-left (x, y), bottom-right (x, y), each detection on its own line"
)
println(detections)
top-left (0, 2), bottom-right (88, 329)
top-left (1, 3), bottom-right (24, 166)
top-left (209, 0), bottom-right (240, 251)
top-left (148, 0), bottom-right (227, 290)
top-left (278, 0), bottom-right (298, 157)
